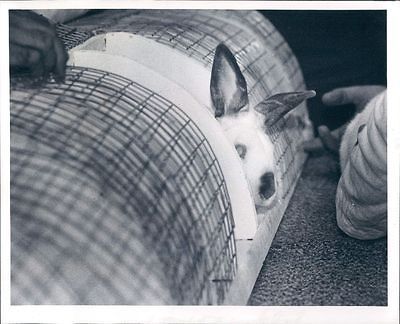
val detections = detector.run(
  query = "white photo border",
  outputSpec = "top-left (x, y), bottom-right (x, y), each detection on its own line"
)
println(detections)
top-left (1, 1), bottom-right (399, 323)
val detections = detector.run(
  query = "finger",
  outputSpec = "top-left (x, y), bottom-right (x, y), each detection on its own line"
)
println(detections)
top-left (30, 61), bottom-right (46, 79)
top-left (10, 43), bottom-right (41, 68)
top-left (10, 27), bottom-right (54, 55)
top-left (42, 42), bottom-right (57, 76)
top-left (10, 10), bottom-right (56, 37)
top-left (321, 87), bottom-right (360, 106)
top-left (322, 85), bottom-right (386, 112)
top-left (302, 137), bottom-right (324, 153)
top-left (53, 37), bottom-right (68, 81)
top-left (331, 123), bottom-right (348, 141)
top-left (318, 125), bottom-right (340, 155)
top-left (353, 85), bottom-right (386, 112)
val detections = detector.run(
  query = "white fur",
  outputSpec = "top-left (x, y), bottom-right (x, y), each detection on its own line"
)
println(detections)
top-left (219, 109), bottom-right (275, 205)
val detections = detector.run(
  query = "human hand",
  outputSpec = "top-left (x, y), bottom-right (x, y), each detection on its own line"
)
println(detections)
top-left (9, 10), bottom-right (68, 81)
top-left (303, 85), bottom-right (386, 155)
top-left (321, 85), bottom-right (386, 113)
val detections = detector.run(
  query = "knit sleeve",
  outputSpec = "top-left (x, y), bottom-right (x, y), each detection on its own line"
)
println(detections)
top-left (336, 91), bottom-right (387, 240)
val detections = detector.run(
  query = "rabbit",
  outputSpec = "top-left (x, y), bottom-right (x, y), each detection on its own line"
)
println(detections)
top-left (209, 43), bottom-right (316, 207)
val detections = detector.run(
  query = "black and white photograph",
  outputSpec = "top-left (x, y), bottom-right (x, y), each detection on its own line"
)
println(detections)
top-left (1, 1), bottom-right (399, 323)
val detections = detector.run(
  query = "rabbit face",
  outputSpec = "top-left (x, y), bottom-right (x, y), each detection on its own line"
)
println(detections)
top-left (218, 109), bottom-right (276, 205)
top-left (210, 43), bottom-right (315, 206)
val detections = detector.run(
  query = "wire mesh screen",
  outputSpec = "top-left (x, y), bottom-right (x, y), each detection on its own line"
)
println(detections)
top-left (64, 9), bottom-right (310, 219)
top-left (55, 23), bottom-right (93, 50)
top-left (67, 10), bottom-right (305, 107)
top-left (269, 115), bottom-right (307, 202)
top-left (11, 67), bottom-right (236, 305)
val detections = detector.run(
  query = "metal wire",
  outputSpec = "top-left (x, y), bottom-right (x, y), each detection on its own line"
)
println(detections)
top-left (65, 9), bottom-right (309, 206)
top-left (67, 10), bottom-right (304, 105)
top-left (11, 67), bottom-right (236, 305)
top-left (11, 9), bottom-right (310, 305)
top-left (55, 24), bottom-right (93, 50)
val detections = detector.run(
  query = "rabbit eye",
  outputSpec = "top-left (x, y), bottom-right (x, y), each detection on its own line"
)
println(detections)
top-left (235, 144), bottom-right (247, 159)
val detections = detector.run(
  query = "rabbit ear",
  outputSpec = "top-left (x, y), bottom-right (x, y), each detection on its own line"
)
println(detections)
top-left (255, 90), bottom-right (316, 128)
top-left (210, 43), bottom-right (248, 118)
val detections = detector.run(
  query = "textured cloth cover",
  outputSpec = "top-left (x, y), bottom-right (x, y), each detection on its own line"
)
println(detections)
top-left (336, 91), bottom-right (387, 240)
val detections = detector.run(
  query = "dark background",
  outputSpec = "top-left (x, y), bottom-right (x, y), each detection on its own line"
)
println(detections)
top-left (261, 10), bottom-right (387, 132)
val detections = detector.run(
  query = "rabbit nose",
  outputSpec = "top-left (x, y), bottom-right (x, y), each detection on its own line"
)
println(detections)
top-left (259, 171), bottom-right (275, 200)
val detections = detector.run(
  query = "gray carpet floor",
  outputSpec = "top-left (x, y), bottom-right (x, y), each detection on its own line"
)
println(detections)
top-left (248, 153), bottom-right (387, 306)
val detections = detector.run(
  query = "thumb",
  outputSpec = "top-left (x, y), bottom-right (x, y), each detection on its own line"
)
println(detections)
top-left (317, 125), bottom-right (340, 155)
top-left (321, 86), bottom-right (362, 106)
top-left (322, 85), bottom-right (386, 111)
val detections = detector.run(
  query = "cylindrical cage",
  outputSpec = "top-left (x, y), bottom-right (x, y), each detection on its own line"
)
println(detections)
top-left (66, 8), bottom-right (312, 221)
top-left (68, 9), bottom-right (305, 107)
top-left (11, 67), bottom-right (236, 305)
top-left (10, 9), bottom-right (313, 305)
